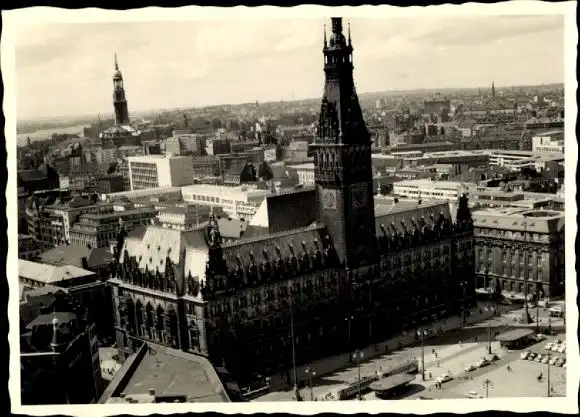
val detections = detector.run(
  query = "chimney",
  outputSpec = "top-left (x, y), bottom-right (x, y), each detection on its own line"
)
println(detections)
top-left (149, 388), bottom-right (156, 396)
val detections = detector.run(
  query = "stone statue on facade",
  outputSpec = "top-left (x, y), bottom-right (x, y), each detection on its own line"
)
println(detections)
top-left (205, 211), bottom-right (222, 249)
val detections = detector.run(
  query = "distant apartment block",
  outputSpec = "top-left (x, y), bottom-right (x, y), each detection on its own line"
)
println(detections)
top-left (181, 184), bottom-right (268, 220)
top-left (69, 204), bottom-right (157, 249)
top-left (127, 155), bottom-right (194, 190)
top-left (532, 130), bottom-right (564, 154)
top-left (95, 174), bottom-right (125, 195)
top-left (287, 163), bottom-right (315, 186)
top-left (393, 179), bottom-right (471, 202)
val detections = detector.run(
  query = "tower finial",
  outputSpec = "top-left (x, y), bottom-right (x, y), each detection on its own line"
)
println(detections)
top-left (348, 21), bottom-right (352, 46)
top-left (331, 17), bottom-right (343, 34)
top-left (114, 53), bottom-right (119, 70)
top-left (50, 309), bottom-right (65, 352)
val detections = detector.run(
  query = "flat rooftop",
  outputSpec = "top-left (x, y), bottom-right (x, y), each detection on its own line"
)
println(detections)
top-left (370, 373), bottom-right (415, 392)
top-left (107, 344), bottom-right (230, 403)
top-left (496, 328), bottom-right (535, 342)
top-left (181, 184), bottom-right (268, 198)
top-left (286, 162), bottom-right (315, 170)
top-left (127, 155), bottom-right (192, 162)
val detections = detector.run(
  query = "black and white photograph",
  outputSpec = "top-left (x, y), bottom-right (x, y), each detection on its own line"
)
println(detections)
top-left (3, 3), bottom-right (577, 415)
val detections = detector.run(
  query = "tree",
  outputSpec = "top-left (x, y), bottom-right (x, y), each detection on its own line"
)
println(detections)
top-left (107, 162), bottom-right (118, 174)
top-left (258, 161), bottom-right (274, 181)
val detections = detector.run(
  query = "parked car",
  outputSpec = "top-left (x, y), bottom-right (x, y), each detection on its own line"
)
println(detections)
top-left (436, 374), bottom-right (453, 384)
top-left (500, 299), bottom-right (512, 305)
top-left (549, 357), bottom-right (557, 365)
top-left (553, 359), bottom-right (563, 367)
top-left (551, 345), bottom-right (560, 352)
top-left (535, 354), bottom-right (543, 362)
top-left (527, 352), bottom-right (537, 360)
top-left (487, 354), bottom-right (500, 362)
top-left (544, 343), bottom-right (554, 351)
top-left (535, 334), bottom-right (547, 341)
top-left (520, 351), bottom-right (530, 360)
top-left (557, 346), bottom-right (566, 353)
top-left (465, 391), bottom-right (484, 399)
top-left (476, 358), bottom-right (490, 368)
top-left (541, 356), bottom-right (550, 364)
top-left (465, 364), bottom-right (477, 372)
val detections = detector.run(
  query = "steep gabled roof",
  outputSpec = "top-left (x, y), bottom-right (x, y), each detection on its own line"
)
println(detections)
top-left (220, 224), bottom-right (328, 271)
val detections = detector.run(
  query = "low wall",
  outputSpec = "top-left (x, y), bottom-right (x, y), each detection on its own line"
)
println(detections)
top-left (97, 343), bottom-right (148, 403)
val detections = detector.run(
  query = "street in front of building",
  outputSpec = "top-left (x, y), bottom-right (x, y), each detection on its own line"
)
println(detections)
top-left (255, 297), bottom-right (566, 402)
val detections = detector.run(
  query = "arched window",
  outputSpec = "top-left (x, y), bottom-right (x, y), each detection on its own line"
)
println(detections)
top-left (126, 298), bottom-right (136, 334)
top-left (135, 301), bottom-right (144, 337)
top-left (145, 303), bottom-right (154, 339)
top-left (189, 321), bottom-right (200, 352)
top-left (156, 305), bottom-right (165, 343)
top-left (167, 308), bottom-right (179, 348)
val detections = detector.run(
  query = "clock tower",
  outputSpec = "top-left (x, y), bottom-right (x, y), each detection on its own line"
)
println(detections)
top-left (310, 18), bottom-right (377, 269)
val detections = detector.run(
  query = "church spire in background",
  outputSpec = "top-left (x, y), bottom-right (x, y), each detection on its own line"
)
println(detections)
top-left (112, 53), bottom-right (130, 125)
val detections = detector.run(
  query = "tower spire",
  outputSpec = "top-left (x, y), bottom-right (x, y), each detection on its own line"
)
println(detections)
top-left (347, 21), bottom-right (352, 46)
top-left (50, 310), bottom-right (65, 352)
top-left (331, 17), bottom-right (343, 34)
top-left (323, 24), bottom-right (327, 48)
top-left (112, 53), bottom-right (130, 125)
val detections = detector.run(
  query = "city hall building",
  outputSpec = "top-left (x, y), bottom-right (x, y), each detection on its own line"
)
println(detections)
top-left (109, 18), bottom-right (476, 386)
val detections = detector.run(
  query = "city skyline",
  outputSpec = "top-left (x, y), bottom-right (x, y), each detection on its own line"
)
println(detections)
top-left (15, 15), bottom-right (564, 120)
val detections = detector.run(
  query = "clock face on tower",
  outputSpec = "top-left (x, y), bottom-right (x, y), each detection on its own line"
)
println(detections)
top-left (352, 185), bottom-right (369, 209)
top-left (322, 190), bottom-right (337, 210)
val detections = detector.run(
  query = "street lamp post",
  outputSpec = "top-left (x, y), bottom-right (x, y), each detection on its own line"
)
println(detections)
top-left (460, 281), bottom-right (467, 325)
top-left (521, 220), bottom-right (532, 324)
top-left (482, 378), bottom-right (494, 398)
top-left (547, 353), bottom-right (552, 397)
top-left (305, 367), bottom-right (316, 401)
top-left (417, 329), bottom-right (428, 381)
top-left (353, 350), bottom-right (364, 400)
top-left (289, 295), bottom-right (301, 401)
top-left (536, 288), bottom-right (541, 335)
top-left (486, 306), bottom-right (495, 354)
top-left (345, 315), bottom-right (354, 362)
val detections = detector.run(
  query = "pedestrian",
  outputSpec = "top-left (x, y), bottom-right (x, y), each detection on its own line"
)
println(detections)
top-left (428, 372), bottom-right (432, 380)
top-left (474, 336), bottom-right (478, 342)
top-left (434, 352), bottom-right (438, 359)
top-left (437, 360), bottom-right (440, 368)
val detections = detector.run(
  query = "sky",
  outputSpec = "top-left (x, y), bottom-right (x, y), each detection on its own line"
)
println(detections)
top-left (15, 15), bottom-right (564, 120)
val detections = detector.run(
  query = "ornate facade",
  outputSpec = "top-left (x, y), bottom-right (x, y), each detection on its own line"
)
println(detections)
top-left (109, 18), bottom-right (476, 385)
top-left (472, 208), bottom-right (565, 298)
